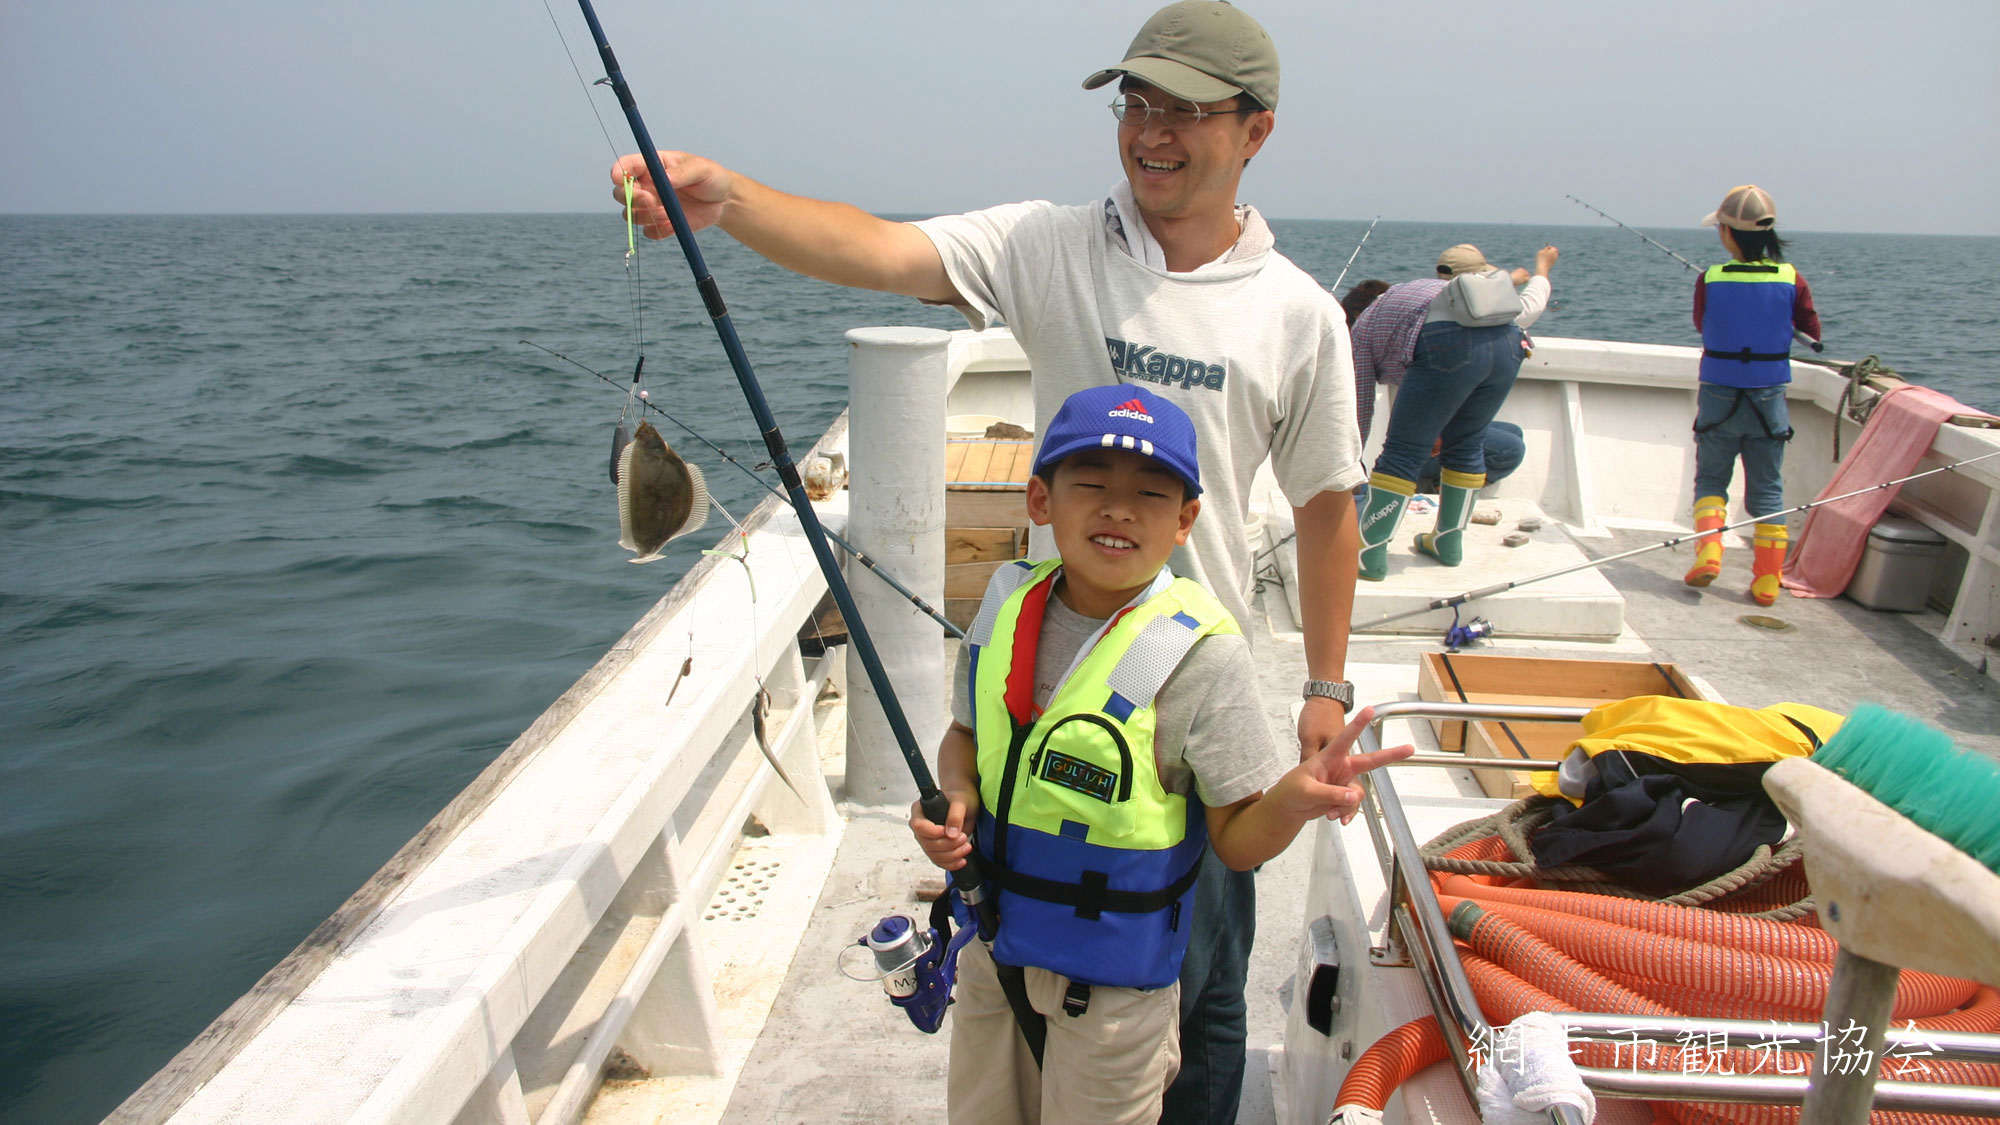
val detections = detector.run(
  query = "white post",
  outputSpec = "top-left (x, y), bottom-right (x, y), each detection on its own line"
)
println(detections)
top-left (843, 327), bottom-right (950, 807)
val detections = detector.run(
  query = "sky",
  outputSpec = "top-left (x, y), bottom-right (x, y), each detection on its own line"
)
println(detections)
top-left (2, 0), bottom-right (1995, 235)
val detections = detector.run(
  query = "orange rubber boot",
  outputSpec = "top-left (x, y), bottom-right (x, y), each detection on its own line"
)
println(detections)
top-left (1683, 496), bottom-right (1727, 587)
top-left (1750, 521), bottom-right (1788, 606)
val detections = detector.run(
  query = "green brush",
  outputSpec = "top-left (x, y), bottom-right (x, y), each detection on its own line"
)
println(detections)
top-left (1764, 704), bottom-right (2000, 1124)
top-left (1812, 704), bottom-right (2000, 873)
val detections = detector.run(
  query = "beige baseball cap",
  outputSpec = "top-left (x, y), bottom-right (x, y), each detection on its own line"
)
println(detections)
top-left (1083, 1), bottom-right (1279, 111)
top-left (1701, 184), bottom-right (1778, 231)
top-left (1436, 244), bottom-right (1490, 275)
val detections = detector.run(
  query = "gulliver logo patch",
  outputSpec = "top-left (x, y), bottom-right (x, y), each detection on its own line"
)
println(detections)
top-left (1038, 749), bottom-right (1119, 803)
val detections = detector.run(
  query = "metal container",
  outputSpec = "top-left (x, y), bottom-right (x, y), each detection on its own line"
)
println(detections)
top-left (1846, 512), bottom-right (1947, 612)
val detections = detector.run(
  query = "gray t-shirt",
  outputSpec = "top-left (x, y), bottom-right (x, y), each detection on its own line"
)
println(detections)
top-left (915, 199), bottom-right (1364, 637)
top-left (952, 592), bottom-right (1289, 808)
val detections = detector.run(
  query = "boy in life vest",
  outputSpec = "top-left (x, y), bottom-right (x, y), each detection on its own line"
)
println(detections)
top-left (908, 383), bottom-right (1411, 1124)
top-left (1686, 184), bottom-right (1822, 605)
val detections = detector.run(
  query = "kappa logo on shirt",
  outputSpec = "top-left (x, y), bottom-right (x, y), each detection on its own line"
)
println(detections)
top-left (1104, 337), bottom-right (1227, 392)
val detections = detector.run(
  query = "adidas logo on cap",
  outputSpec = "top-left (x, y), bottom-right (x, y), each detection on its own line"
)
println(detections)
top-left (1107, 398), bottom-right (1154, 422)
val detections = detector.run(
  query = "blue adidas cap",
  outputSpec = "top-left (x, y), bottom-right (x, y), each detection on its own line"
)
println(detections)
top-left (1033, 384), bottom-right (1202, 498)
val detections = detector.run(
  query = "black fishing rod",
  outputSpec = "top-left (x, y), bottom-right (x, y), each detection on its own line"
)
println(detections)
top-left (571, 0), bottom-right (996, 938)
top-left (1565, 193), bottom-right (1823, 354)
top-left (521, 339), bottom-right (966, 639)
top-left (1357, 448), bottom-right (2000, 630)
top-left (1330, 215), bottom-right (1379, 295)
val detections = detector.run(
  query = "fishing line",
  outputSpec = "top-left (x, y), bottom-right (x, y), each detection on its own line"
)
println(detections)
top-left (568, 0), bottom-right (996, 939)
top-left (1355, 447), bottom-right (2000, 629)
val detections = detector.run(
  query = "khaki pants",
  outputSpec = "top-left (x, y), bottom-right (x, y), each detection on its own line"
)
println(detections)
top-left (946, 939), bottom-right (1181, 1125)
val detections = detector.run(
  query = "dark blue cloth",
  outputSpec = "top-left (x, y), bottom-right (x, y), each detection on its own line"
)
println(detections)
top-left (1371, 322), bottom-right (1528, 484)
top-left (1693, 384), bottom-right (1789, 516)
top-left (1160, 848), bottom-right (1254, 1125)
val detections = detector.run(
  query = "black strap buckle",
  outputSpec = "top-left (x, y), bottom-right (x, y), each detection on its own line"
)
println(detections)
top-left (1062, 981), bottom-right (1093, 1018)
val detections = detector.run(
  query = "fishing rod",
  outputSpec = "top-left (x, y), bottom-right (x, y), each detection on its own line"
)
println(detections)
top-left (570, 0), bottom-right (996, 938)
top-left (1565, 193), bottom-right (1703, 273)
top-left (1566, 193), bottom-right (1825, 355)
top-left (1330, 215), bottom-right (1380, 295)
top-left (1357, 447), bottom-right (2000, 630)
top-left (521, 339), bottom-right (966, 639)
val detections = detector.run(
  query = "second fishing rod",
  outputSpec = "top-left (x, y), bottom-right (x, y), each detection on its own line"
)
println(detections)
top-left (1356, 447), bottom-right (2000, 630)
top-left (572, 0), bottom-right (996, 939)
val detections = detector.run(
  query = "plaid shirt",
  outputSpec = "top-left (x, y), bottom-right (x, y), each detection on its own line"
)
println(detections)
top-left (1349, 279), bottom-right (1447, 442)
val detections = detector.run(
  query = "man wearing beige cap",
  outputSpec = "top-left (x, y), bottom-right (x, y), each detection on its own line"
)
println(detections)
top-left (611, 4), bottom-right (1364, 1121)
top-left (1350, 242), bottom-right (1558, 581)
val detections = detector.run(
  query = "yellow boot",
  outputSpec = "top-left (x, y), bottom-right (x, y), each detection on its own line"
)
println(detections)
top-left (1750, 521), bottom-right (1788, 607)
top-left (1683, 495), bottom-right (1727, 587)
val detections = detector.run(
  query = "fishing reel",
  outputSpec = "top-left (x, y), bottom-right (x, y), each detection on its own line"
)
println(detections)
top-left (1444, 608), bottom-right (1494, 653)
top-left (838, 897), bottom-right (977, 1034)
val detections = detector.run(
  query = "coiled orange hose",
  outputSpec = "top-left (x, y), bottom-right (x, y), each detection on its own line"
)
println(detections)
top-left (1331, 1014), bottom-right (1449, 1111)
top-left (1442, 894), bottom-right (1980, 1020)
top-left (1327, 834), bottom-right (2000, 1121)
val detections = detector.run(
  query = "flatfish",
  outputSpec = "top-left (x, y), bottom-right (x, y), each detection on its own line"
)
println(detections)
top-left (616, 421), bottom-right (709, 563)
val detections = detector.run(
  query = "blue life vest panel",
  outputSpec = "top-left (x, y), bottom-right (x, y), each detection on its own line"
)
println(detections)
top-left (1700, 261), bottom-right (1798, 387)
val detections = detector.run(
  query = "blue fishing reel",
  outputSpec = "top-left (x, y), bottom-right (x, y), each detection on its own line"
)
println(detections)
top-left (1444, 607), bottom-right (1494, 653)
top-left (840, 895), bottom-right (978, 1034)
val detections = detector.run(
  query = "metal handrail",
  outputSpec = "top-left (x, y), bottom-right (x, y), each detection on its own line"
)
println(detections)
top-left (1353, 699), bottom-right (2000, 1119)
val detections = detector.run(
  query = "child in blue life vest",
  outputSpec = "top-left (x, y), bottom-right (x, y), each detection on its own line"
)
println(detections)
top-left (907, 383), bottom-right (1412, 1125)
top-left (1686, 184), bottom-right (1823, 606)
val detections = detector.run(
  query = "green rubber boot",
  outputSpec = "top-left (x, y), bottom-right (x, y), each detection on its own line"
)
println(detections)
top-left (1358, 473), bottom-right (1417, 582)
top-left (1413, 468), bottom-right (1486, 567)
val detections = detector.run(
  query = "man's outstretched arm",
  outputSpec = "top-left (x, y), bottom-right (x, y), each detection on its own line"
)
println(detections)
top-left (612, 151), bottom-right (958, 304)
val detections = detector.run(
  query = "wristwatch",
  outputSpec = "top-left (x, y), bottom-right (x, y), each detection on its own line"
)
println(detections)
top-left (1302, 679), bottom-right (1355, 707)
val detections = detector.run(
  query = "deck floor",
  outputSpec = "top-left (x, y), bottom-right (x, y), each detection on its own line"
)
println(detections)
top-left (651, 520), bottom-right (1999, 1124)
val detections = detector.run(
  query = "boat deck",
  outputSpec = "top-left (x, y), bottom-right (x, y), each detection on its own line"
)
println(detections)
top-left (617, 519), bottom-right (2000, 1125)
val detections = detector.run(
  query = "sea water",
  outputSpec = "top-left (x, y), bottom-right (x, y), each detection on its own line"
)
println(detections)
top-left (1, 213), bottom-right (1994, 1121)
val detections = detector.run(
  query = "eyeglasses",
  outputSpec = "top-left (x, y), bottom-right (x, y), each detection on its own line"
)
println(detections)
top-left (1108, 93), bottom-right (1258, 129)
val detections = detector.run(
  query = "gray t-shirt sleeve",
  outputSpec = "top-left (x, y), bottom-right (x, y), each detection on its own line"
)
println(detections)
top-left (1155, 632), bottom-right (1291, 807)
top-left (913, 201), bottom-right (1060, 333)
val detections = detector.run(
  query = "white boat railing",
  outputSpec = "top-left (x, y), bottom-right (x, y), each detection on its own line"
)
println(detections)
top-left (116, 422), bottom-right (853, 1125)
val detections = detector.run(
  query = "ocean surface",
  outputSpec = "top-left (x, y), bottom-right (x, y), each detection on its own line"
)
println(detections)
top-left (2, 213), bottom-right (1995, 1121)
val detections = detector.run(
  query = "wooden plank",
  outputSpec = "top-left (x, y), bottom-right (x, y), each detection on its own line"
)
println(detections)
top-left (946, 560), bottom-right (1008, 600)
top-left (947, 527), bottom-right (1022, 565)
top-left (953, 441), bottom-right (997, 488)
top-left (1002, 441), bottom-right (1036, 486)
top-left (945, 439), bottom-right (1034, 490)
top-left (947, 490), bottom-right (1030, 529)
top-left (944, 598), bottom-right (981, 632)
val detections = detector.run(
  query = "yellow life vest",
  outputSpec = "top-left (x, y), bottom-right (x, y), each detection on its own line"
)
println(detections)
top-left (966, 558), bottom-right (1236, 988)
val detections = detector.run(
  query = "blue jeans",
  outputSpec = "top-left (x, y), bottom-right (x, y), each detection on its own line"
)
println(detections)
top-left (1373, 322), bottom-right (1528, 484)
top-left (1419, 421), bottom-right (1525, 490)
top-left (1160, 848), bottom-right (1254, 1125)
top-left (1693, 383), bottom-right (1789, 517)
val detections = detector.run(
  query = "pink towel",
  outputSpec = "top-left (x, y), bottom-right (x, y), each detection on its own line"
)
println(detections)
top-left (1782, 384), bottom-right (1979, 598)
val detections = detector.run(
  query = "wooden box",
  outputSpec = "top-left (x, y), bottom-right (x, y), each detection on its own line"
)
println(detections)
top-left (1415, 653), bottom-right (1706, 799)
top-left (943, 438), bottom-right (1034, 629)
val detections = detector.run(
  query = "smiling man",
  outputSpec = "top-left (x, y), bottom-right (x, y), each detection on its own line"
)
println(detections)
top-left (613, 4), bottom-right (1363, 1119)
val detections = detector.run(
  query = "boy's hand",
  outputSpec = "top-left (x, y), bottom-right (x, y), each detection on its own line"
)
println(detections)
top-left (1281, 705), bottom-right (1415, 825)
top-left (909, 787), bottom-right (980, 871)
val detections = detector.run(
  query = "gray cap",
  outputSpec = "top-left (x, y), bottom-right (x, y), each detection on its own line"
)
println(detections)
top-left (1083, 1), bottom-right (1279, 111)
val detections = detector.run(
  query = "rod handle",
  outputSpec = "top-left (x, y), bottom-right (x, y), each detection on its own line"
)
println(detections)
top-left (921, 790), bottom-right (998, 941)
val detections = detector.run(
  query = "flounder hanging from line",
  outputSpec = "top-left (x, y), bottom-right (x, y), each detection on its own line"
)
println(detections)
top-left (615, 420), bottom-right (710, 563)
